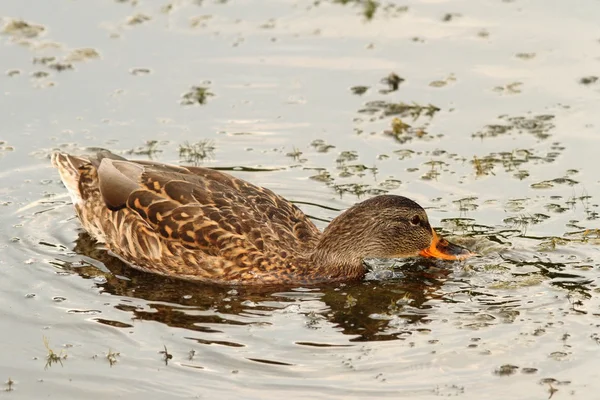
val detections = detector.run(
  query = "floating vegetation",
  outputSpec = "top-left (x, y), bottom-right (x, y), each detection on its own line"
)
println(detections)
top-left (380, 72), bottom-right (404, 93)
top-left (332, 0), bottom-right (379, 20)
top-left (352, 76), bottom-right (441, 143)
top-left (161, 3), bottom-right (174, 13)
top-left (350, 86), bottom-right (369, 95)
top-left (530, 176), bottom-right (578, 189)
top-left (43, 337), bottom-right (67, 369)
top-left (537, 236), bottom-right (571, 252)
top-left (362, 0), bottom-right (377, 19)
top-left (504, 214), bottom-right (550, 233)
top-left (494, 364), bottom-right (519, 376)
top-left (378, 179), bottom-right (402, 190)
top-left (429, 74), bottom-right (456, 88)
top-left (488, 274), bottom-right (545, 289)
top-left (453, 197), bottom-right (479, 214)
top-left (33, 56), bottom-right (56, 65)
top-left (130, 67), bottom-right (151, 75)
top-left (181, 85), bottom-right (214, 105)
top-left (259, 18), bottom-right (276, 29)
top-left (440, 216), bottom-right (475, 231)
top-left (286, 147), bottom-right (307, 163)
top-left (359, 101), bottom-right (440, 120)
top-left (127, 14), bottom-right (151, 25)
top-left (338, 163), bottom-right (373, 178)
top-left (442, 13), bottom-right (462, 22)
top-left (159, 345), bottom-right (173, 366)
top-left (472, 156), bottom-right (496, 176)
top-left (493, 82), bottom-right (523, 94)
top-left (383, 117), bottom-right (432, 144)
top-left (421, 160), bottom-right (447, 181)
top-left (1, 18), bottom-right (45, 38)
top-left (4, 377), bottom-right (14, 392)
top-left (327, 0), bottom-right (408, 20)
top-left (473, 114), bottom-right (555, 140)
top-left (66, 48), bottom-right (100, 62)
top-left (305, 145), bottom-right (380, 197)
top-left (344, 294), bottom-right (357, 308)
top-left (179, 140), bottom-right (215, 165)
top-left (515, 52), bottom-right (536, 60)
top-left (513, 170), bottom-right (529, 180)
top-left (310, 139), bottom-right (335, 153)
top-left (336, 150), bottom-right (359, 164)
top-left (470, 149), bottom-right (559, 177)
top-left (308, 169), bottom-right (333, 183)
top-left (579, 76), bottom-right (598, 85)
top-left (32, 71), bottom-right (49, 79)
top-left (390, 117), bottom-right (410, 135)
top-left (545, 203), bottom-right (569, 213)
top-left (190, 15), bottom-right (212, 28)
top-left (0, 141), bottom-right (15, 155)
top-left (393, 149), bottom-right (415, 160)
top-left (48, 62), bottom-right (74, 72)
top-left (126, 140), bottom-right (163, 158)
top-left (505, 198), bottom-right (529, 213)
top-left (106, 349), bottom-right (120, 367)
top-left (333, 183), bottom-right (386, 198)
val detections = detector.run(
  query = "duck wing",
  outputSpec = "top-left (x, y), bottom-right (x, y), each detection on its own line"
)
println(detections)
top-left (94, 153), bottom-right (321, 264)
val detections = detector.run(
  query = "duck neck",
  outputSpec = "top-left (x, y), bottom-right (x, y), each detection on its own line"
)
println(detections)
top-left (282, 227), bottom-right (367, 284)
top-left (302, 247), bottom-right (366, 283)
top-left (287, 207), bottom-right (375, 284)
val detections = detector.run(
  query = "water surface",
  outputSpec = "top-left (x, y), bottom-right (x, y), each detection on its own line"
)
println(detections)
top-left (1, 0), bottom-right (600, 398)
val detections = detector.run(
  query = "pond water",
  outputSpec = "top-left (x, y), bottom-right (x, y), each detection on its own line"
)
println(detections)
top-left (1, 0), bottom-right (600, 398)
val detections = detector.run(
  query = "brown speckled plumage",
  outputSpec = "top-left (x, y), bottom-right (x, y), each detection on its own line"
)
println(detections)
top-left (52, 150), bottom-right (470, 285)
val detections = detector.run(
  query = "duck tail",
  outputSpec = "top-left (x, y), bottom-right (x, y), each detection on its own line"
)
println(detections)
top-left (51, 152), bottom-right (90, 205)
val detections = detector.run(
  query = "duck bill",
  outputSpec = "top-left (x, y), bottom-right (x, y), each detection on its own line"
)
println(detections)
top-left (419, 230), bottom-right (473, 261)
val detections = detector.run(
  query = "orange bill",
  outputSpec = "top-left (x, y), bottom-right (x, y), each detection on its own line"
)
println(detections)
top-left (419, 230), bottom-right (473, 260)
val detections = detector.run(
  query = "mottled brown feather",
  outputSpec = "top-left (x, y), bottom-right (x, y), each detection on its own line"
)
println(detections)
top-left (52, 151), bottom-right (327, 284)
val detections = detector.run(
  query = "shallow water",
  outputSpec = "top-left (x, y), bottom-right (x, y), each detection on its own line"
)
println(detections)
top-left (2, 0), bottom-right (600, 398)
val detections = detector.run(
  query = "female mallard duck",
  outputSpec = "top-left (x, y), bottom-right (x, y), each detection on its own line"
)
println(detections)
top-left (52, 150), bottom-right (471, 285)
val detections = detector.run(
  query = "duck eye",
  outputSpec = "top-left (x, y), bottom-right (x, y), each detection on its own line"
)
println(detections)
top-left (409, 215), bottom-right (421, 226)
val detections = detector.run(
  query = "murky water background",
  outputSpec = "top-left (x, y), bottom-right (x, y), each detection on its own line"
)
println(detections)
top-left (2, 0), bottom-right (600, 398)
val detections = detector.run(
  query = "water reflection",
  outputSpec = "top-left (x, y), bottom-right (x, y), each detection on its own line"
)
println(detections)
top-left (63, 232), bottom-right (471, 342)
top-left (35, 188), bottom-right (599, 355)
top-left (53, 223), bottom-right (597, 346)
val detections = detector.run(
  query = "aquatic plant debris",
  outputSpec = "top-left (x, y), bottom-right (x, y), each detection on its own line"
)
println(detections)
top-left (181, 85), bottom-right (214, 105)
top-left (65, 48), bottom-right (100, 62)
top-left (126, 140), bottom-right (163, 158)
top-left (322, 0), bottom-right (408, 20)
top-left (1, 18), bottom-right (45, 38)
top-left (380, 72), bottom-right (404, 93)
top-left (579, 76), bottom-right (598, 85)
top-left (160, 345), bottom-right (173, 365)
top-left (106, 349), bottom-right (120, 367)
top-left (127, 14), bottom-right (151, 25)
top-left (350, 85), bottom-right (369, 95)
top-left (179, 140), bottom-right (216, 165)
top-left (473, 114), bottom-right (555, 140)
top-left (359, 101), bottom-right (441, 120)
top-left (43, 337), bottom-right (67, 369)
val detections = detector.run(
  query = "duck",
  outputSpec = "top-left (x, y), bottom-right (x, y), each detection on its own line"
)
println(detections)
top-left (51, 150), bottom-right (472, 285)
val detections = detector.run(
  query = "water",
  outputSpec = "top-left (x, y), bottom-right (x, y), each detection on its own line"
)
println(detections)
top-left (1, 0), bottom-right (600, 398)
